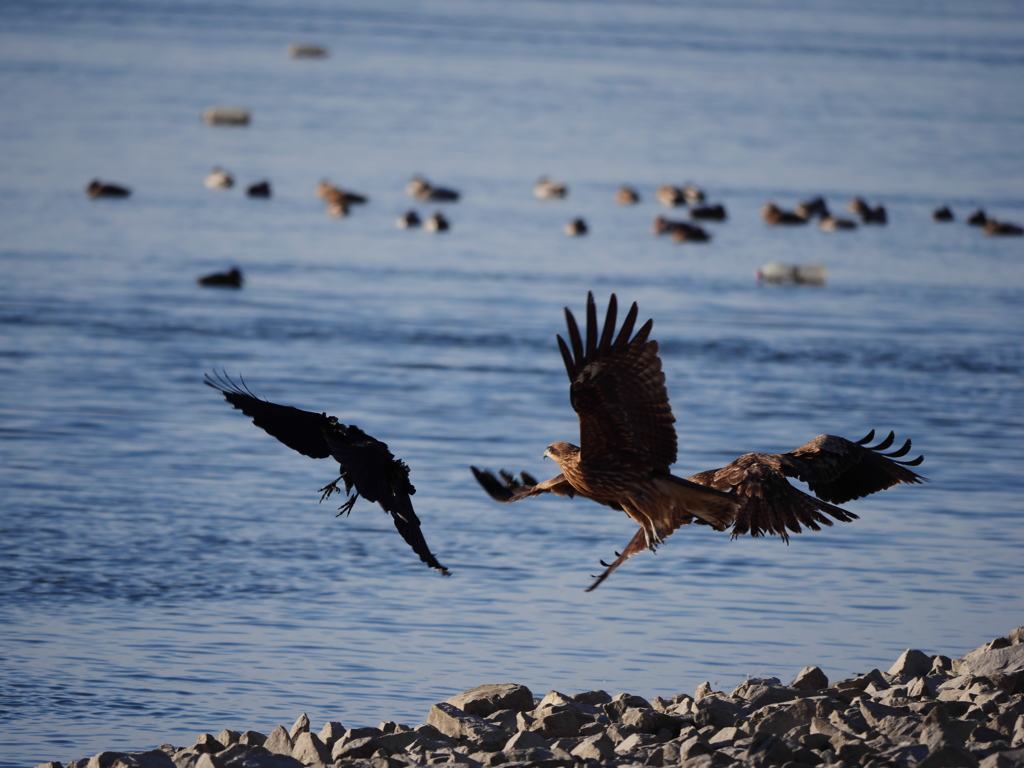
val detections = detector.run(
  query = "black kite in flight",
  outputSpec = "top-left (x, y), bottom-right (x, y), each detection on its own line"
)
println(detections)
top-left (472, 293), bottom-right (925, 590)
top-left (205, 371), bottom-right (449, 576)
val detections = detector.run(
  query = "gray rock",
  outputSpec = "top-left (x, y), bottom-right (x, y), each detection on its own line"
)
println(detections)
top-left (745, 731), bottom-right (795, 766)
top-left (222, 751), bottom-right (305, 768)
top-left (290, 731), bottom-right (330, 767)
top-left (644, 741), bottom-right (682, 767)
top-left (570, 733), bottom-right (616, 761)
top-left (890, 648), bottom-right (937, 678)
top-left (835, 668), bottom-right (889, 692)
top-left (707, 726), bottom-right (745, 747)
top-left (961, 644), bottom-right (1024, 694)
top-left (693, 694), bottom-right (746, 729)
top-left (568, 689), bottom-right (612, 707)
top-left (263, 726), bottom-right (293, 756)
top-left (288, 714), bottom-right (309, 741)
top-left (792, 666), bottom-right (830, 691)
top-left (531, 708), bottom-right (581, 738)
top-left (445, 685), bottom-right (534, 717)
top-left (503, 729), bottom-right (550, 751)
top-left (980, 746), bottom-right (1024, 767)
top-left (614, 731), bottom-right (660, 755)
top-left (316, 721), bottom-right (344, 748)
top-left (215, 731), bottom-right (240, 749)
top-left (169, 751), bottom-right (215, 768)
top-left (237, 732), bottom-right (266, 748)
top-left (693, 682), bottom-right (716, 701)
top-left (427, 702), bottom-right (508, 752)
top-left (483, 708), bottom-right (519, 733)
top-left (332, 735), bottom-right (381, 761)
top-left (192, 735), bottom-right (224, 755)
top-left (86, 753), bottom-right (131, 768)
top-left (748, 698), bottom-right (815, 736)
top-left (109, 751), bottom-right (176, 768)
top-left (618, 706), bottom-right (681, 735)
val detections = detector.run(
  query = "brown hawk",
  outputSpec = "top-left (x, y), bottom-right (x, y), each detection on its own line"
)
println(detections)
top-left (472, 293), bottom-right (925, 590)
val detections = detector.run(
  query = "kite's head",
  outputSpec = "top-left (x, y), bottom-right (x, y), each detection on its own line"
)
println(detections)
top-left (543, 441), bottom-right (580, 466)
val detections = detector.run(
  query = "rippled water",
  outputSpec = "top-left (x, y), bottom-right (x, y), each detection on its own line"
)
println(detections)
top-left (2, 2), bottom-right (1024, 766)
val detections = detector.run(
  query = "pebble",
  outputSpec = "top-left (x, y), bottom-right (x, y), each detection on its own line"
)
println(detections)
top-left (42, 629), bottom-right (1024, 768)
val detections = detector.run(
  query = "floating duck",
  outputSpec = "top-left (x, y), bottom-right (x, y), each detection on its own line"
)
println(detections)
top-left (615, 186), bottom-right (640, 205)
top-left (564, 218), bottom-right (588, 236)
top-left (204, 167), bottom-right (234, 189)
top-left (761, 202), bottom-right (808, 226)
top-left (982, 219), bottom-right (1023, 236)
top-left (534, 176), bottom-right (568, 199)
top-left (819, 214), bottom-right (858, 232)
top-left (681, 183), bottom-right (705, 204)
top-left (289, 43), bottom-right (328, 59)
top-left (932, 206), bottom-right (954, 222)
top-left (656, 185), bottom-right (685, 207)
top-left (690, 203), bottom-right (727, 221)
top-left (396, 210), bottom-right (422, 229)
top-left (795, 196), bottom-right (829, 220)
top-left (653, 216), bottom-right (710, 242)
top-left (407, 175), bottom-right (460, 202)
top-left (316, 180), bottom-right (368, 205)
top-left (848, 197), bottom-right (887, 224)
top-left (756, 262), bottom-right (826, 286)
top-left (197, 267), bottom-right (243, 288)
top-left (85, 180), bottom-right (131, 198)
top-left (325, 199), bottom-right (348, 218)
top-left (966, 209), bottom-right (988, 226)
top-left (246, 181), bottom-right (271, 198)
top-left (424, 211), bottom-right (450, 232)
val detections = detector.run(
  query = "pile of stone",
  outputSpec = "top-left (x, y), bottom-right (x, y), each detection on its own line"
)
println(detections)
top-left (41, 629), bottom-right (1024, 768)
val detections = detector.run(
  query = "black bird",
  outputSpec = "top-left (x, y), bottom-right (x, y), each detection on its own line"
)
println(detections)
top-left (205, 372), bottom-right (450, 576)
top-left (197, 267), bottom-right (243, 288)
top-left (86, 179), bottom-right (131, 198)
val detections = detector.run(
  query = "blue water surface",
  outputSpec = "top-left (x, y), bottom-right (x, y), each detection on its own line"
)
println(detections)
top-left (1, 2), bottom-right (1023, 766)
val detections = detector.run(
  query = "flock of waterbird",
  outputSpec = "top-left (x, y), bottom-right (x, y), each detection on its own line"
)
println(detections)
top-left (87, 170), bottom-right (1022, 290)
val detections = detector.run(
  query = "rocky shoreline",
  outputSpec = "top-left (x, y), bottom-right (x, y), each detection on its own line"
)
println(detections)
top-left (40, 629), bottom-right (1024, 768)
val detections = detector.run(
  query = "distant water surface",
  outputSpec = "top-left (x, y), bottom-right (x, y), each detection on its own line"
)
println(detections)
top-left (1, 2), bottom-right (1023, 766)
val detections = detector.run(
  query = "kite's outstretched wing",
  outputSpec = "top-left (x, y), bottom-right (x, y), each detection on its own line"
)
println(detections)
top-left (587, 430), bottom-right (926, 590)
top-left (559, 292), bottom-right (678, 470)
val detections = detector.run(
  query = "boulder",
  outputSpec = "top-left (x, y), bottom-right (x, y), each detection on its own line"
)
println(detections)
top-left (290, 731), bottom-right (330, 767)
top-left (445, 684), bottom-right (534, 717)
top-left (427, 702), bottom-right (508, 752)
top-left (262, 726), bottom-right (293, 756)
top-left (288, 713), bottom-right (309, 740)
top-left (503, 729), bottom-right (550, 751)
top-left (960, 644), bottom-right (1024, 694)
top-left (792, 666), bottom-right (830, 691)
top-left (316, 721), bottom-right (345, 748)
top-left (531, 707), bottom-right (582, 738)
top-left (890, 648), bottom-right (936, 678)
top-left (570, 733), bottom-right (616, 761)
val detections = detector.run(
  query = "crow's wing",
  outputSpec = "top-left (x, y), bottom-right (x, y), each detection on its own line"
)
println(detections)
top-left (204, 371), bottom-right (330, 459)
